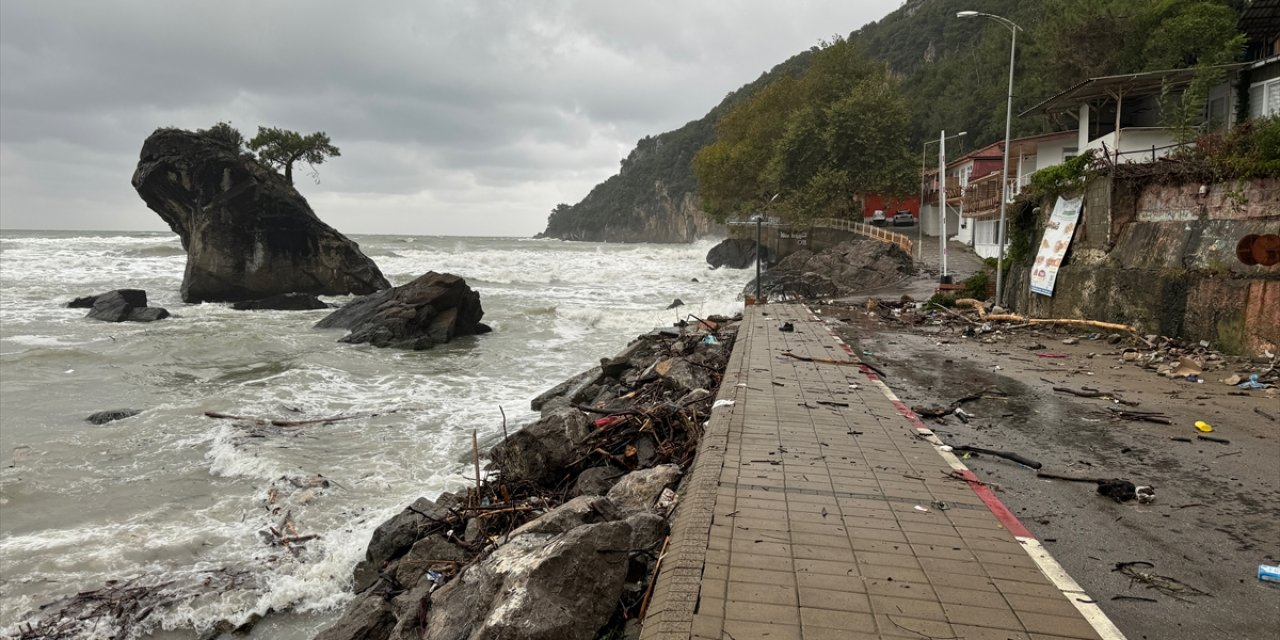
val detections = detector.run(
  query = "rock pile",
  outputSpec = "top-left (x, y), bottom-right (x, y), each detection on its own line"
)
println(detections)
top-left (706, 238), bottom-right (770, 269)
top-left (314, 316), bottom-right (739, 640)
top-left (745, 237), bottom-right (913, 300)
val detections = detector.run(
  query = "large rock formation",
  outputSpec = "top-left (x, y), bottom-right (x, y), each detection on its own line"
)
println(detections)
top-left (314, 272), bottom-right (490, 350)
top-left (132, 128), bottom-right (390, 303)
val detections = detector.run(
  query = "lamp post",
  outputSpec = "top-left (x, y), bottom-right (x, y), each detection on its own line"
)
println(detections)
top-left (752, 193), bottom-right (780, 304)
top-left (920, 131), bottom-right (966, 264)
top-left (958, 10), bottom-right (1020, 306)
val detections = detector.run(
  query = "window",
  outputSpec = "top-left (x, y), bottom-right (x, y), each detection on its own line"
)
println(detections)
top-left (1250, 78), bottom-right (1280, 118)
top-left (1062, 146), bottom-right (1078, 161)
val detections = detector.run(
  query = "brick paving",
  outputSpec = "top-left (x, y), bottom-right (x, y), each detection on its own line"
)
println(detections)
top-left (640, 303), bottom-right (1111, 640)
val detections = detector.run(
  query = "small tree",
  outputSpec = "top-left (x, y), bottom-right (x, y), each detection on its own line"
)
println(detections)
top-left (248, 126), bottom-right (341, 184)
top-left (198, 121), bottom-right (247, 153)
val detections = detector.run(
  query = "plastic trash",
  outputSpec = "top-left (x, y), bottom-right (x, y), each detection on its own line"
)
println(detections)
top-left (712, 399), bottom-right (735, 409)
top-left (1238, 374), bottom-right (1265, 389)
top-left (1260, 564), bottom-right (1280, 583)
top-left (1194, 420), bottom-right (1214, 433)
top-left (704, 335), bottom-right (719, 345)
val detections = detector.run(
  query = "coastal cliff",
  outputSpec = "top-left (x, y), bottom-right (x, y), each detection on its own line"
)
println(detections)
top-left (538, 126), bottom-right (723, 243)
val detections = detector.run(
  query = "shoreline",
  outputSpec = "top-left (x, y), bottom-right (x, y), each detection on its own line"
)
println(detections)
top-left (310, 314), bottom-right (742, 640)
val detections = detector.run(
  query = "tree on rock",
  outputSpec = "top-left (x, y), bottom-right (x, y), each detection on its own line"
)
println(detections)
top-left (248, 126), bottom-right (341, 185)
top-left (197, 121), bottom-right (248, 153)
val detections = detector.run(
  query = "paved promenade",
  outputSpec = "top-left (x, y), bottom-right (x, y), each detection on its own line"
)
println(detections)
top-left (641, 304), bottom-right (1122, 640)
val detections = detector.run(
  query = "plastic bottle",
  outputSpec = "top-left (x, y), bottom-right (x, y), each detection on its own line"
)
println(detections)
top-left (1261, 564), bottom-right (1280, 583)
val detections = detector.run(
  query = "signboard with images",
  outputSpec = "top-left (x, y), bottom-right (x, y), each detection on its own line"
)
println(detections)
top-left (1030, 195), bottom-right (1084, 297)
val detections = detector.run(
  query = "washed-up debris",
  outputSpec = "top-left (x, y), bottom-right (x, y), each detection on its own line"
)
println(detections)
top-left (1054, 386), bottom-right (1139, 406)
top-left (1260, 564), bottom-right (1280, 584)
top-left (1113, 561), bottom-right (1210, 600)
top-left (1194, 420), bottom-right (1215, 433)
top-left (1196, 435), bottom-right (1230, 445)
top-left (952, 445), bottom-right (1041, 469)
top-left (1037, 472), bottom-right (1155, 504)
top-left (1107, 407), bottom-right (1171, 424)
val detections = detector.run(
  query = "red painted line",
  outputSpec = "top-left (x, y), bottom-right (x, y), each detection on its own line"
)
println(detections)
top-left (953, 467), bottom-right (1034, 538)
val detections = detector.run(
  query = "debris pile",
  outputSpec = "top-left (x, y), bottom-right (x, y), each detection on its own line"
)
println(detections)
top-left (312, 315), bottom-right (740, 640)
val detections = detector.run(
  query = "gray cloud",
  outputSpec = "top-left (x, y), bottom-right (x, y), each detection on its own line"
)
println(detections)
top-left (0, 0), bottom-right (899, 237)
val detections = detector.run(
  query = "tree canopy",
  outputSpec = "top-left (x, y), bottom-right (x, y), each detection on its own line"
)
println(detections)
top-left (248, 126), bottom-right (341, 185)
top-left (693, 38), bottom-right (915, 224)
top-left (197, 121), bottom-right (247, 153)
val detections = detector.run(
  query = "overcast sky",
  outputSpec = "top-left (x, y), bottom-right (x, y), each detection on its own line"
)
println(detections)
top-left (0, 0), bottom-right (901, 237)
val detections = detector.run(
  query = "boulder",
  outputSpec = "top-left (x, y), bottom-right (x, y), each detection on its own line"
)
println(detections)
top-left (84, 290), bottom-right (170, 323)
top-left (352, 497), bottom-right (438, 593)
top-left (508, 495), bottom-right (620, 538)
top-left (231, 293), bottom-right (329, 311)
top-left (314, 272), bottom-right (490, 350)
top-left (530, 365), bottom-right (604, 413)
top-left (85, 409), bottom-right (141, 425)
top-left (425, 520), bottom-right (632, 640)
top-left (67, 289), bottom-right (146, 309)
top-left (572, 466), bottom-right (624, 496)
top-left (392, 534), bottom-right (470, 591)
top-left (313, 592), bottom-right (397, 640)
top-left (489, 407), bottom-right (591, 486)
top-left (706, 238), bottom-right (770, 269)
top-left (606, 465), bottom-right (683, 515)
top-left (131, 127), bottom-right (390, 303)
top-left (666, 298), bottom-right (684, 309)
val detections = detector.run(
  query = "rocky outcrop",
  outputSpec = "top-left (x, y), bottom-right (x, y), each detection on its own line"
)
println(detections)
top-left (131, 127), bottom-right (390, 303)
top-left (745, 237), bottom-right (914, 300)
top-left (77, 289), bottom-right (171, 323)
top-left (231, 293), bottom-right (329, 311)
top-left (313, 272), bottom-right (490, 350)
top-left (706, 238), bottom-right (770, 269)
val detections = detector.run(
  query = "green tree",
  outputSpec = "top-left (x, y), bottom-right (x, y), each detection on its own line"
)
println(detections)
top-left (248, 126), bottom-right (341, 185)
top-left (694, 38), bottom-right (914, 223)
top-left (197, 121), bottom-right (247, 153)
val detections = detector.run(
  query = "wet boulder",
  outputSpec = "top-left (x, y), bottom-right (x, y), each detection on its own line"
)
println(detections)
top-left (392, 534), bottom-right (470, 590)
top-left (313, 593), bottom-right (397, 640)
top-left (132, 127), bottom-right (390, 303)
top-left (489, 407), bottom-right (591, 486)
top-left (314, 272), bottom-right (490, 350)
top-left (231, 293), bottom-right (329, 311)
top-left (85, 409), bottom-right (142, 425)
top-left (352, 496), bottom-right (439, 593)
top-left (706, 238), bottom-right (769, 269)
top-left (507, 495), bottom-right (620, 538)
top-left (84, 290), bottom-right (170, 323)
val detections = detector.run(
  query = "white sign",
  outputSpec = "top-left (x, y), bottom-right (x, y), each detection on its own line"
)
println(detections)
top-left (1030, 196), bottom-right (1083, 297)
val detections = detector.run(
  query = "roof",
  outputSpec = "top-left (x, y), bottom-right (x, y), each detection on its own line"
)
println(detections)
top-left (943, 130), bottom-right (1079, 171)
top-left (1020, 64), bottom-right (1248, 117)
top-left (1240, 0), bottom-right (1280, 42)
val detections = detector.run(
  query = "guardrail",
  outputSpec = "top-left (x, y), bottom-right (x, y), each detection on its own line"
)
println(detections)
top-left (811, 218), bottom-right (913, 255)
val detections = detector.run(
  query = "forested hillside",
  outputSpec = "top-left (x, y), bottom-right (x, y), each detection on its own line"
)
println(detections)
top-left (539, 0), bottom-right (1248, 241)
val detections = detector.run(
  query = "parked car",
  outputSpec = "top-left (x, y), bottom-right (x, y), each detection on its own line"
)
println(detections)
top-left (869, 210), bottom-right (887, 226)
top-left (892, 210), bottom-right (915, 227)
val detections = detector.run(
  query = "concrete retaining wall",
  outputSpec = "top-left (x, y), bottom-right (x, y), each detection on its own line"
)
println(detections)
top-left (1009, 176), bottom-right (1279, 355)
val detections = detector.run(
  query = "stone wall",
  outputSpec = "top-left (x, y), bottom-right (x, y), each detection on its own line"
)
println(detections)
top-left (1008, 176), bottom-right (1279, 355)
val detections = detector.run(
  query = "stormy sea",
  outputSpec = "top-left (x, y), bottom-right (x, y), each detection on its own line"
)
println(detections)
top-left (0, 231), bottom-right (748, 639)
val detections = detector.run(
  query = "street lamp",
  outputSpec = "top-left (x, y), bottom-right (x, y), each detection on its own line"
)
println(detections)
top-left (752, 193), bottom-right (780, 304)
top-left (958, 10), bottom-right (1020, 306)
top-left (920, 131), bottom-right (966, 264)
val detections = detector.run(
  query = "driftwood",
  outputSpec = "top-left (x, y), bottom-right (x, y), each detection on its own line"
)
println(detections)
top-left (1053, 386), bottom-right (1140, 406)
top-left (953, 299), bottom-right (1137, 333)
top-left (204, 410), bottom-right (393, 427)
top-left (952, 445), bottom-right (1041, 469)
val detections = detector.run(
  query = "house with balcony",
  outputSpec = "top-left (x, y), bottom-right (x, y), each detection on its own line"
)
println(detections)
top-left (919, 131), bottom-right (1079, 259)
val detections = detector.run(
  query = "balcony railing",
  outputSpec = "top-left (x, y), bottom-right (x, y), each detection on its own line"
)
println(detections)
top-left (960, 172), bottom-right (1019, 220)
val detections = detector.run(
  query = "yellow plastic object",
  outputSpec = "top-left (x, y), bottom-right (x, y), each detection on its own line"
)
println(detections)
top-left (1194, 420), bottom-right (1214, 433)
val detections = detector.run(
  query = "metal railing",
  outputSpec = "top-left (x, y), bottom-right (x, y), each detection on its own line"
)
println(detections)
top-left (811, 217), bottom-right (914, 255)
